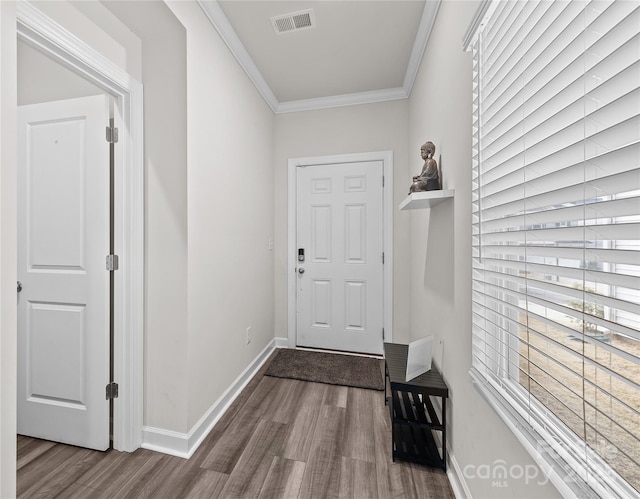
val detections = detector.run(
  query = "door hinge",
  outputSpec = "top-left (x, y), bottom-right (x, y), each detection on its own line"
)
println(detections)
top-left (382, 175), bottom-right (385, 187)
top-left (106, 382), bottom-right (119, 400)
top-left (106, 254), bottom-right (119, 271)
top-left (106, 125), bottom-right (119, 144)
top-left (382, 328), bottom-right (385, 340)
top-left (382, 252), bottom-right (385, 264)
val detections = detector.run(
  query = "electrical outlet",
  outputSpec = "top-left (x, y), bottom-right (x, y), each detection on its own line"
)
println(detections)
top-left (246, 326), bottom-right (251, 344)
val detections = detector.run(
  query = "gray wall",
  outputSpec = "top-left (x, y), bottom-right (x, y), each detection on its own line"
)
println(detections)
top-left (13, 0), bottom-right (276, 438)
top-left (2, 2), bottom-right (568, 497)
top-left (166, 1), bottom-right (276, 430)
top-left (407, 1), bottom-right (561, 497)
top-left (138, 6), bottom-right (189, 433)
top-left (18, 40), bottom-right (103, 105)
top-left (102, 0), bottom-right (191, 435)
top-left (274, 100), bottom-right (412, 345)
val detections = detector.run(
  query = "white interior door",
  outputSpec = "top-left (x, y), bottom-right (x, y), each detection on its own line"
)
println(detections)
top-left (296, 161), bottom-right (384, 355)
top-left (17, 95), bottom-right (111, 451)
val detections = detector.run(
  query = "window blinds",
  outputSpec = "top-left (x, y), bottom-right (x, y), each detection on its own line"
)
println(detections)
top-left (470, 1), bottom-right (639, 496)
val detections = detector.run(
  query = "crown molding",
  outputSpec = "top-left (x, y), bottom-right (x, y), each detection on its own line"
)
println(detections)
top-left (403, 0), bottom-right (441, 96)
top-left (197, 0), bottom-right (439, 114)
top-left (197, 0), bottom-right (279, 113)
top-left (276, 87), bottom-right (408, 114)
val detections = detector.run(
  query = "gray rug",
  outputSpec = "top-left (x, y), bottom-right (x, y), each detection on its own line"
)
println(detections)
top-left (265, 349), bottom-right (384, 391)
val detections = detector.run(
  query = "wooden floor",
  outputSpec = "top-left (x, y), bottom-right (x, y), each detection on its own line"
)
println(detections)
top-left (17, 352), bottom-right (453, 498)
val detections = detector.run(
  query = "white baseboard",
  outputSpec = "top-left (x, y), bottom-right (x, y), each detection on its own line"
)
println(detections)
top-left (448, 451), bottom-right (472, 499)
top-left (430, 422), bottom-right (471, 499)
top-left (141, 338), bottom-right (285, 458)
top-left (143, 339), bottom-right (474, 499)
top-left (140, 427), bottom-right (190, 458)
top-left (274, 336), bottom-right (288, 348)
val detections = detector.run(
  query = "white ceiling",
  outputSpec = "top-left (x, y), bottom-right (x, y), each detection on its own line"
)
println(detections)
top-left (199, 0), bottom-right (440, 113)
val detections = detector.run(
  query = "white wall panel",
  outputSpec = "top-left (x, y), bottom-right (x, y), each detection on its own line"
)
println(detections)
top-left (27, 120), bottom-right (85, 270)
top-left (311, 205), bottom-right (332, 262)
top-left (311, 177), bottom-right (331, 194)
top-left (311, 279), bottom-right (332, 327)
top-left (28, 303), bottom-right (85, 405)
top-left (345, 281), bottom-right (366, 330)
top-left (344, 175), bottom-right (366, 193)
top-left (345, 204), bottom-right (366, 263)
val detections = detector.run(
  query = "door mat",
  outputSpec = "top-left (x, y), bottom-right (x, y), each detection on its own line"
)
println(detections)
top-left (265, 348), bottom-right (384, 391)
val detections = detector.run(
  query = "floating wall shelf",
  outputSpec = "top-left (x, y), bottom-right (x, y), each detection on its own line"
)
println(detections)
top-left (399, 190), bottom-right (454, 210)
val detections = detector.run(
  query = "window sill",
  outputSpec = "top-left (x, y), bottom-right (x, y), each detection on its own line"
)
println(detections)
top-left (468, 368), bottom-right (634, 498)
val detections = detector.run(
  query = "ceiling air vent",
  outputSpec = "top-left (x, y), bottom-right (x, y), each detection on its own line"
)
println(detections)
top-left (271, 9), bottom-right (316, 35)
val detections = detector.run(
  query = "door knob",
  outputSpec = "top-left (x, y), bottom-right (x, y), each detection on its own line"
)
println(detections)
top-left (17, 281), bottom-right (22, 293)
top-left (298, 268), bottom-right (305, 274)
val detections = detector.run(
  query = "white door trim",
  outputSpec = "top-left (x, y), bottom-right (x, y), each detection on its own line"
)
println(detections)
top-left (287, 151), bottom-right (393, 350)
top-left (16, 1), bottom-right (143, 452)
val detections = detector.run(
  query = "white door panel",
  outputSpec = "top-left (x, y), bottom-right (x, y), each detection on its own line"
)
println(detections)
top-left (296, 161), bottom-right (383, 355)
top-left (18, 95), bottom-right (110, 451)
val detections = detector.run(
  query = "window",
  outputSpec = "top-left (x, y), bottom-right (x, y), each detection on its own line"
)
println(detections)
top-left (467, 1), bottom-right (639, 497)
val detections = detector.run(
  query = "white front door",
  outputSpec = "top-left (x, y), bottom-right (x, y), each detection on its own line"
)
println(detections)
top-left (296, 161), bottom-right (384, 355)
top-left (17, 95), bottom-right (111, 451)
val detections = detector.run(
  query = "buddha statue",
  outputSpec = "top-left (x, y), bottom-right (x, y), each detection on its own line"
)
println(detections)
top-left (409, 141), bottom-right (440, 193)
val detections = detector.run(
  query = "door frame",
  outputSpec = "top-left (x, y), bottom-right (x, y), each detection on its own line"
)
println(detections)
top-left (16, 2), bottom-right (143, 452)
top-left (287, 151), bottom-right (394, 350)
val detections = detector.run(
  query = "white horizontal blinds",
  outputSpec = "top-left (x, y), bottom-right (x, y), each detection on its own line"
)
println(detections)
top-left (471, 0), bottom-right (640, 495)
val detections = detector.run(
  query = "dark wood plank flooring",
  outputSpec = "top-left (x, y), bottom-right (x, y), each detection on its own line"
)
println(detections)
top-left (17, 351), bottom-right (454, 498)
